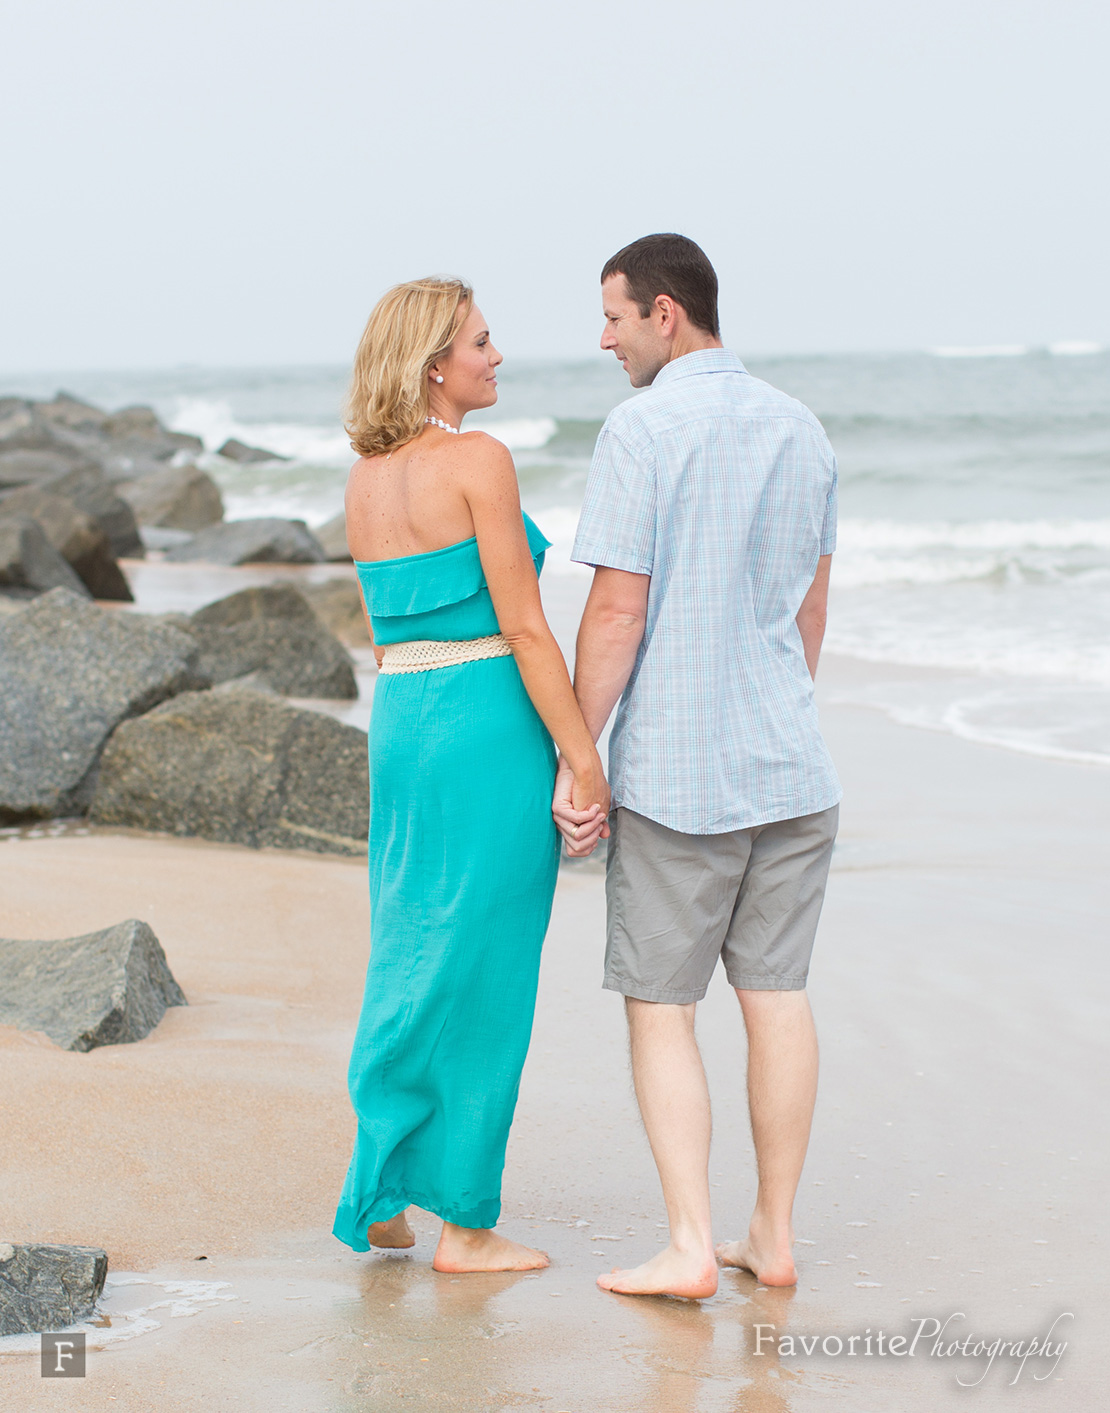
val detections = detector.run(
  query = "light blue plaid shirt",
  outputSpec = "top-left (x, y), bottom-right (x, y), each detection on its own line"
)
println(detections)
top-left (572, 348), bottom-right (841, 834)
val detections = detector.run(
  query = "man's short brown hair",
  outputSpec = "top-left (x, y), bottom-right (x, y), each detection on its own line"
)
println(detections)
top-left (601, 233), bottom-right (720, 339)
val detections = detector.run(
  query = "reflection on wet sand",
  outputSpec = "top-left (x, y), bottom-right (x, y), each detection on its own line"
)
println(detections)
top-left (735, 1283), bottom-right (804, 1413)
top-left (615, 1279), bottom-right (801, 1413)
top-left (341, 1232), bottom-right (820, 1413)
top-left (347, 1248), bottom-right (539, 1404)
top-left (615, 1294), bottom-right (731, 1413)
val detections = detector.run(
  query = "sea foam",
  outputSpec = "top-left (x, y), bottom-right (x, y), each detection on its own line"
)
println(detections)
top-left (169, 397), bottom-right (351, 465)
top-left (169, 399), bottom-right (556, 462)
top-left (833, 518), bottom-right (1110, 588)
top-left (830, 679), bottom-right (1110, 767)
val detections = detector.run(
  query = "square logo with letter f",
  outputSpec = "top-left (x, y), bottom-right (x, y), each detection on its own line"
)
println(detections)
top-left (41, 1332), bottom-right (86, 1378)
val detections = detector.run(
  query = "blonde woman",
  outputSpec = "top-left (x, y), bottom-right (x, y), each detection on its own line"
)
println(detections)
top-left (332, 278), bottom-right (609, 1273)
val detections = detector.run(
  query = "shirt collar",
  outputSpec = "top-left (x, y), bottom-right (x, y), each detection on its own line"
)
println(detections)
top-left (651, 347), bottom-right (747, 387)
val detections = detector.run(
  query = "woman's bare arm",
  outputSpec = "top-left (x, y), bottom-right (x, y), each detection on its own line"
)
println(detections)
top-left (360, 601), bottom-right (383, 669)
top-left (345, 475), bottom-right (385, 668)
top-left (457, 433), bottom-right (608, 812)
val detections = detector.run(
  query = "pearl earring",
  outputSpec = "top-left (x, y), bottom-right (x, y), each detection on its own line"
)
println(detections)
top-left (435, 375), bottom-right (444, 383)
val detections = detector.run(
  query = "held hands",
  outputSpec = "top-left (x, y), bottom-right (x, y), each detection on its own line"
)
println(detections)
top-left (552, 755), bottom-right (611, 857)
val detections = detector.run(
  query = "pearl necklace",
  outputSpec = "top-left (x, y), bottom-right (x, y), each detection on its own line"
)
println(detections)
top-left (425, 416), bottom-right (460, 434)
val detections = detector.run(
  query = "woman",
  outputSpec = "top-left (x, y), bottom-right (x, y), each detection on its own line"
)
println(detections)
top-left (332, 277), bottom-right (609, 1273)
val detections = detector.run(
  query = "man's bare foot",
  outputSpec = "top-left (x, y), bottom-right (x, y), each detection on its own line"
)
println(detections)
top-left (433, 1223), bottom-right (549, 1273)
top-left (597, 1245), bottom-right (718, 1299)
top-left (716, 1232), bottom-right (797, 1287)
top-left (367, 1212), bottom-right (415, 1249)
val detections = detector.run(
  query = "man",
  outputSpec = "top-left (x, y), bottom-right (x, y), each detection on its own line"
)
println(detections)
top-left (553, 233), bottom-right (841, 1298)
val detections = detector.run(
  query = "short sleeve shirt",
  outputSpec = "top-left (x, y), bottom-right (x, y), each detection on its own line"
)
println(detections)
top-left (571, 348), bottom-right (841, 834)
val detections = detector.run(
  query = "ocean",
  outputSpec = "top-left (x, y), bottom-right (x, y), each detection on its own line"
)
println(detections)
top-left (4, 346), bottom-right (1108, 767)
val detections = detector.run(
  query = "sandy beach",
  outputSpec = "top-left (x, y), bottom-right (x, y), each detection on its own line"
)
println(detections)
top-left (1, 606), bottom-right (1105, 1410)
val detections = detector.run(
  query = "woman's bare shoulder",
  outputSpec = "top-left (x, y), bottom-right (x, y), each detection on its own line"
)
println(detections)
top-left (344, 453), bottom-right (383, 512)
top-left (452, 429), bottom-right (515, 477)
top-left (347, 451), bottom-right (379, 477)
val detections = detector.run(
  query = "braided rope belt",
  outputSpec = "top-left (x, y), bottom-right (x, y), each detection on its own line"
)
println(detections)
top-left (378, 633), bottom-right (513, 675)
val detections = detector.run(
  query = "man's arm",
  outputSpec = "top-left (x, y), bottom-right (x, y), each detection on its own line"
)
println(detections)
top-left (796, 554), bottom-right (832, 679)
top-left (555, 566), bottom-right (649, 854)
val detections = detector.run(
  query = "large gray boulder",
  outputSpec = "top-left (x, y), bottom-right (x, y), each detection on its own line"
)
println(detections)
top-left (138, 526), bottom-right (194, 551)
top-left (82, 445), bottom-right (172, 484)
top-left (0, 589), bottom-right (202, 822)
top-left (0, 919), bottom-right (186, 1052)
top-left (91, 688), bottom-right (369, 856)
top-left (98, 404), bottom-right (203, 459)
top-left (314, 510), bottom-right (352, 562)
top-left (186, 584), bottom-right (356, 697)
top-left (40, 426), bottom-right (192, 486)
top-left (0, 487), bottom-right (132, 600)
top-left (116, 463), bottom-right (224, 532)
top-left (301, 577), bottom-right (369, 646)
top-left (0, 404), bottom-right (111, 468)
top-left (101, 405), bottom-right (164, 440)
top-left (35, 392), bottom-right (110, 433)
top-left (0, 433), bottom-right (144, 558)
top-left (42, 466), bottom-right (144, 559)
top-left (0, 1244), bottom-right (108, 1336)
top-left (0, 403), bottom-right (58, 456)
top-left (217, 436), bottom-right (288, 464)
top-left (0, 445), bottom-right (103, 489)
top-left (163, 517), bottom-right (325, 565)
top-left (0, 515), bottom-right (90, 599)
top-left (99, 405), bottom-right (201, 455)
top-left (0, 397), bottom-right (34, 443)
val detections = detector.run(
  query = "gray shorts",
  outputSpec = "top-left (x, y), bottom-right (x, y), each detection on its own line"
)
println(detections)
top-left (604, 804), bottom-right (839, 1003)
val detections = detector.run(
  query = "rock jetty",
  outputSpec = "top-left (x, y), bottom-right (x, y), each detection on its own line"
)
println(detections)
top-left (1, 392), bottom-right (335, 577)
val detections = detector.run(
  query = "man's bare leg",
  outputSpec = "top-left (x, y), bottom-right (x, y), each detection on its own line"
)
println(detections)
top-left (367, 1212), bottom-right (416, 1248)
top-left (598, 998), bottom-right (718, 1298)
top-left (716, 989), bottom-right (818, 1286)
top-left (433, 1224), bottom-right (549, 1273)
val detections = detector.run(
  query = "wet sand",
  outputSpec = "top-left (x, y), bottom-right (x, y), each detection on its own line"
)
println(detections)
top-left (1, 666), bottom-right (1105, 1410)
top-left (1, 558), bottom-right (1106, 1408)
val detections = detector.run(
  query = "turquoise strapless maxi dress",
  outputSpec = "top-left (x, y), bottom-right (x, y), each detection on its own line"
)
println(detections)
top-left (333, 513), bottom-right (560, 1247)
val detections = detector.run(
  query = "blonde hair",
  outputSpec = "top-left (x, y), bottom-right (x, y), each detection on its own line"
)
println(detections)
top-left (345, 276), bottom-right (473, 457)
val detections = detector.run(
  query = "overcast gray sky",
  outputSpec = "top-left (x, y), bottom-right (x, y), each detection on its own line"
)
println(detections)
top-left (4, 0), bottom-right (1108, 369)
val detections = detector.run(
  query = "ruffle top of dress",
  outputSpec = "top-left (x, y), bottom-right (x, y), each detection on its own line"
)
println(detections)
top-left (354, 512), bottom-right (552, 645)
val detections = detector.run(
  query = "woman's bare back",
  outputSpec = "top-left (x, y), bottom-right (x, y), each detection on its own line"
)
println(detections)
top-left (344, 429), bottom-right (486, 563)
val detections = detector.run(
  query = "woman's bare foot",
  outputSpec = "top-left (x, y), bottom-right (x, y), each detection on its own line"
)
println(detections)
top-left (716, 1230), bottom-right (797, 1287)
top-left (597, 1245), bottom-right (718, 1299)
top-left (367, 1212), bottom-right (416, 1249)
top-left (433, 1223), bottom-right (549, 1273)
